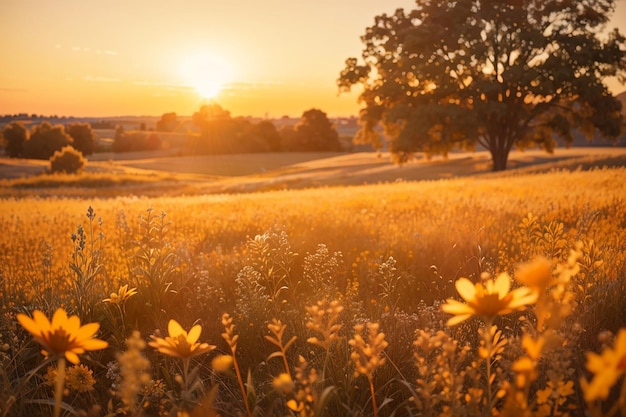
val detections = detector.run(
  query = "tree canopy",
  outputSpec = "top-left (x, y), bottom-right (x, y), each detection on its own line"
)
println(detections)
top-left (282, 109), bottom-right (342, 151)
top-left (339, 0), bottom-right (626, 171)
top-left (2, 121), bottom-right (28, 158)
top-left (65, 122), bottom-right (96, 156)
top-left (23, 122), bottom-right (73, 160)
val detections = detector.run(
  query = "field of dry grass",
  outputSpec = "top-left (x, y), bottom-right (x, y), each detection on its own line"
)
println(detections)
top-left (2, 144), bottom-right (626, 416)
top-left (1, 147), bottom-right (626, 197)
top-left (2, 162), bottom-right (626, 416)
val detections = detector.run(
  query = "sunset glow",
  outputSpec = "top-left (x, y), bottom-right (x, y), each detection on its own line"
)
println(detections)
top-left (1, 0), bottom-right (624, 118)
top-left (179, 53), bottom-right (233, 100)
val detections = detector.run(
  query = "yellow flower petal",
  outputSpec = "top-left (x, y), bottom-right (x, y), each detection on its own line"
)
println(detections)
top-left (187, 324), bottom-right (202, 345)
top-left (65, 351), bottom-right (80, 365)
top-left (168, 320), bottom-right (185, 338)
top-left (441, 299), bottom-right (475, 315)
top-left (455, 278), bottom-right (476, 302)
top-left (17, 313), bottom-right (43, 338)
top-left (80, 338), bottom-right (109, 351)
top-left (446, 314), bottom-right (472, 326)
top-left (33, 310), bottom-right (52, 334)
top-left (493, 273), bottom-right (511, 296)
top-left (51, 309), bottom-right (68, 329)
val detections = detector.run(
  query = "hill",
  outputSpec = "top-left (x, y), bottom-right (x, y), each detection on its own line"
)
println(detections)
top-left (1, 147), bottom-right (626, 198)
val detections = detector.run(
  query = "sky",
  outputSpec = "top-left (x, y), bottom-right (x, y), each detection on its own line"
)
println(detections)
top-left (1, 0), bottom-right (625, 119)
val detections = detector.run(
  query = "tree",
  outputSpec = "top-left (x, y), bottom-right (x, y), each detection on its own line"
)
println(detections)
top-left (2, 121), bottom-right (28, 158)
top-left (245, 120), bottom-right (282, 151)
top-left (156, 112), bottom-right (178, 132)
top-left (23, 122), bottom-right (73, 160)
top-left (65, 122), bottom-right (96, 156)
top-left (190, 104), bottom-right (235, 154)
top-left (112, 131), bottom-right (161, 153)
top-left (339, 0), bottom-right (626, 171)
top-left (283, 109), bottom-right (342, 151)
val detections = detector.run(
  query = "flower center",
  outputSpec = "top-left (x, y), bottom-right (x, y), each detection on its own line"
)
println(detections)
top-left (472, 293), bottom-right (512, 317)
top-left (46, 329), bottom-right (72, 354)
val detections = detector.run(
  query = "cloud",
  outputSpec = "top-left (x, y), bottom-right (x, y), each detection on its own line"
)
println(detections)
top-left (68, 46), bottom-right (118, 55)
top-left (0, 87), bottom-right (27, 93)
top-left (82, 76), bottom-right (120, 83)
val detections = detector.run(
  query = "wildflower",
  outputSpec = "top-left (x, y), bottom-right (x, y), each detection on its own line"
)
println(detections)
top-left (44, 365), bottom-right (57, 387)
top-left (103, 284), bottom-right (137, 304)
top-left (211, 354), bottom-right (234, 372)
top-left (537, 378), bottom-right (575, 407)
top-left (349, 322), bottom-right (388, 378)
top-left (350, 322), bottom-right (387, 417)
top-left (65, 364), bottom-right (96, 392)
top-left (149, 319), bottom-right (215, 359)
top-left (265, 318), bottom-right (296, 375)
top-left (515, 257), bottom-right (553, 290)
top-left (441, 273), bottom-right (537, 326)
top-left (306, 299), bottom-right (344, 351)
top-left (17, 308), bottom-right (108, 364)
top-left (117, 331), bottom-right (151, 413)
top-left (582, 328), bottom-right (626, 402)
top-left (272, 372), bottom-right (295, 395)
top-left (221, 313), bottom-right (239, 353)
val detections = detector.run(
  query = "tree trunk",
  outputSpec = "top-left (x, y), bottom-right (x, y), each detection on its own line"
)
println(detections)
top-left (490, 147), bottom-right (509, 172)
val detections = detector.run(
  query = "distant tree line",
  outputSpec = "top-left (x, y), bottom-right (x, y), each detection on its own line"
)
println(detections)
top-left (1, 121), bottom-right (95, 159)
top-left (114, 104), bottom-right (343, 155)
top-left (185, 104), bottom-right (342, 154)
top-left (111, 126), bottom-right (162, 153)
top-left (1, 105), bottom-right (344, 157)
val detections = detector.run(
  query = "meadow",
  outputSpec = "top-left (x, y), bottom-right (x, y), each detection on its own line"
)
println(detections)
top-left (1, 150), bottom-right (626, 416)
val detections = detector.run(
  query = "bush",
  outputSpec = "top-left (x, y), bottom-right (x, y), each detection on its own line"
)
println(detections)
top-left (49, 146), bottom-right (86, 174)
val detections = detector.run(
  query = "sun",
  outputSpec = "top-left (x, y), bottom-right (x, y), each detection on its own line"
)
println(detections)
top-left (180, 52), bottom-right (233, 100)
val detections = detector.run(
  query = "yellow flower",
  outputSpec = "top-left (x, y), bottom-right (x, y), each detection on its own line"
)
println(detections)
top-left (515, 257), bottom-right (553, 289)
top-left (305, 299), bottom-right (344, 351)
top-left (149, 319), bottom-right (215, 359)
top-left (44, 365), bottom-right (57, 386)
top-left (272, 372), bottom-right (295, 395)
top-left (349, 322), bottom-right (388, 378)
top-left (211, 354), bottom-right (234, 372)
top-left (17, 309), bottom-right (108, 364)
top-left (65, 364), bottom-right (96, 392)
top-left (441, 273), bottom-right (537, 326)
top-left (103, 284), bottom-right (137, 304)
top-left (582, 328), bottom-right (626, 402)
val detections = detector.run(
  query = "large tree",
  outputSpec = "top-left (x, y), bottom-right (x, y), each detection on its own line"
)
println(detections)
top-left (156, 112), bottom-right (179, 132)
top-left (23, 122), bottom-right (73, 160)
top-left (66, 122), bottom-right (96, 156)
top-left (339, 0), bottom-right (626, 171)
top-left (283, 109), bottom-right (342, 151)
top-left (2, 121), bottom-right (28, 158)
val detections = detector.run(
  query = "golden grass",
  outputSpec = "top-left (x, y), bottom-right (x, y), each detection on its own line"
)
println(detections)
top-left (2, 147), bottom-right (625, 198)
top-left (1, 163), bottom-right (626, 416)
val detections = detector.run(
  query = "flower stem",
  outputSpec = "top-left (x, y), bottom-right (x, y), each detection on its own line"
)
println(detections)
top-left (182, 357), bottom-right (190, 393)
top-left (54, 357), bottom-right (66, 417)
top-left (232, 355), bottom-right (253, 417)
top-left (368, 375), bottom-right (379, 417)
top-left (483, 320), bottom-right (494, 417)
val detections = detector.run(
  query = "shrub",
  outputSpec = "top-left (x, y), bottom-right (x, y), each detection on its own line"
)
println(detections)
top-left (49, 146), bottom-right (86, 174)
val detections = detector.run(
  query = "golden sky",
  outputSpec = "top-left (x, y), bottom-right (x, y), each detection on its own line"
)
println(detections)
top-left (1, 0), bottom-right (625, 118)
